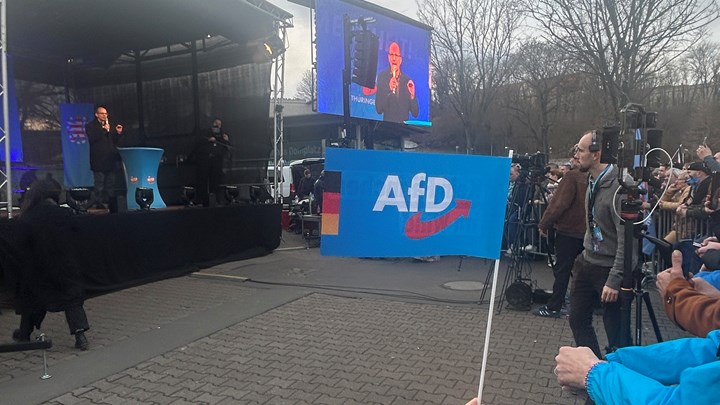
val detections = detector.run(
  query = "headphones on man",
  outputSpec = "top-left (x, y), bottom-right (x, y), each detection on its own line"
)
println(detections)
top-left (589, 130), bottom-right (600, 152)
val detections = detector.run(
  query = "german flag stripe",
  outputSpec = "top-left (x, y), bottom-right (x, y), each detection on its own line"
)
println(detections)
top-left (324, 171), bottom-right (341, 193)
top-left (321, 171), bottom-right (341, 235)
top-left (323, 192), bottom-right (340, 214)
top-left (321, 213), bottom-right (339, 235)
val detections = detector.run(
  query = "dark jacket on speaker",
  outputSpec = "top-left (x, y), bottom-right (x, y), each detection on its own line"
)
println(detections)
top-left (375, 68), bottom-right (419, 123)
top-left (85, 119), bottom-right (120, 172)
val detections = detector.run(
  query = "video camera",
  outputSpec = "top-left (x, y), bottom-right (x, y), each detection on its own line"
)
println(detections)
top-left (512, 152), bottom-right (548, 181)
top-left (599, 103), bottom-right (663, 181)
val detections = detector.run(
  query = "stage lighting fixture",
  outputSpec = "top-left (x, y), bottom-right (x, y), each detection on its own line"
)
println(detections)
top-left (181, 186), bottom-right (196, 207)
top-left (262, 35), bottom-right (286, 58)
top-left (135, 187), bottom-right (154, 210)
top-left (66, 188), bottom-right (93, 214)
top-left (222, 185), bottom-right (240, 205)
top-left (250, 34), bottom-right (286, 63)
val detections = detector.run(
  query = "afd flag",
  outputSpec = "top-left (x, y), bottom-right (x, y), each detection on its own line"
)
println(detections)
top-left (320, 149), bottom-right (511, 259)
top-left (60, 103), bottom-right (95, 187)
top-left (0, 54), bottom-right (23, 162)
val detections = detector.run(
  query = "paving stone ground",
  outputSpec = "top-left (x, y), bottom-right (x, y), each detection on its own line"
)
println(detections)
top-left (0, 232), bottom-right (692, 404)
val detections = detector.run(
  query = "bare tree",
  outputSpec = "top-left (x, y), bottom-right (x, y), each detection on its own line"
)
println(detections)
top-left (684, 40), bottom-right (720, 101)
top-left (418, 0), bottom-right (523, 154)
top-left (16, 80), bottom-right (63, 131)
top-left (294, 69), bottom-right (314, 102)
top-left (527, 0), bottom-right (719, 120)
top-left (504, 40), bottom-right (577, 155)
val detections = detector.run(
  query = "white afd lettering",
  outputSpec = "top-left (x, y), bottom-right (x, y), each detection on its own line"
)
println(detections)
top-left (373, 173), bottom-right (453, 212)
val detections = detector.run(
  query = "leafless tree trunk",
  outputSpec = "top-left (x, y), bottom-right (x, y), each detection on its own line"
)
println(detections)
top-left (526, 0), bottom-right (719, 121)
top-left (419, 0), bottom-right (523, 154)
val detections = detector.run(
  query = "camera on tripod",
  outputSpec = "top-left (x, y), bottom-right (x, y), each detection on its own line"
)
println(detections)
top-left (512, 152), bottom-right (548, 181)
top-left (599, 103), bottom-right (663, 178)
top-left (598, 102), bottom-right (669, 348)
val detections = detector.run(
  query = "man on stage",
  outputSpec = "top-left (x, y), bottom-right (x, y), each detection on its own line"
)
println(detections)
top-left (195, 118), bottom-right (231, 206)
top-left (85, 105), bottom-right (123, 208)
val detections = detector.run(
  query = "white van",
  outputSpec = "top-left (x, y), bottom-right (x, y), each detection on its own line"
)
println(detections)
top-left (267, 158), bottom-right (324, 204)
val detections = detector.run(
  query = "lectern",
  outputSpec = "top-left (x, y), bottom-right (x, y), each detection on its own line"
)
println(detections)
top-left (118, 147), bottom-right (167, 210)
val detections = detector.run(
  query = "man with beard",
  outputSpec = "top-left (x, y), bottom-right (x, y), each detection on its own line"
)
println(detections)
top-left (568, 131), bottom-right (632, 361)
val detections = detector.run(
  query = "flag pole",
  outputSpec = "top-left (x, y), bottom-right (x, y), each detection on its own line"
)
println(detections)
top-left (477, 149), bottom-right (513, 404)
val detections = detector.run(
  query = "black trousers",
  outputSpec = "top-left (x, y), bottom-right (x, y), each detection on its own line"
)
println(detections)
top-left (19, 302), bottom-right (89, 336)
top-left (568, 255), bottom-right (628, 358)
top-left (546, 233), bottom-right (584, 311)
top-left (93, 170), bottom-right (116, 205)
top-left (196, 156), bottom-right (225, 207)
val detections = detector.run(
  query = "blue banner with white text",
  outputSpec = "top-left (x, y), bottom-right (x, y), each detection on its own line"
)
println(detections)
top-left (60, 103), bottom-right (95, 187)
top-left (320, 149), bottom-right (510, 259)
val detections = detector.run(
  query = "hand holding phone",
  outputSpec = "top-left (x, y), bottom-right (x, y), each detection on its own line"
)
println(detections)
top-left (693, 242), bottom-right (703, 248)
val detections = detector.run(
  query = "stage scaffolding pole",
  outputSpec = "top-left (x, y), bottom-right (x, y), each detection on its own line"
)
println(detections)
top-left (272, 24), bottom-right (289, 203)
top-left (0, 0), bottom-right (12, 218)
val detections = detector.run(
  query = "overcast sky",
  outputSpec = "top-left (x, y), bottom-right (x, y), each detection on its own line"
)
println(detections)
top-left (268, 0), bottom-right (720, 98)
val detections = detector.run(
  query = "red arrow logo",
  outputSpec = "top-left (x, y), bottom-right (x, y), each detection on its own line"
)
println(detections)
top-left (404, 199), bottom-right (471, 240)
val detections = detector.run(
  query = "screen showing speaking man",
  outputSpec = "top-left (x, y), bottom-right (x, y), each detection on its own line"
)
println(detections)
top-left (315, 0), bottom-right (431, 125)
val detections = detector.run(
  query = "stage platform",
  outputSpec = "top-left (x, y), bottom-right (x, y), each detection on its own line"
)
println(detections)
top-left (0, 204), bottom-right (281, 298)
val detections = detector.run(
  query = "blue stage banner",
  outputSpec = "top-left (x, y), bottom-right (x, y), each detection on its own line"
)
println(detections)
top-left (60, 103), bottom-right (95, 187)
top-left (321, 149), bottom-right (511, 259)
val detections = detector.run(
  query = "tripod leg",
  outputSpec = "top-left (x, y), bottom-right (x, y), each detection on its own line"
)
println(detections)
top-left (497, 255), bottom-right (517, 314)
top-left (479, 260), bottom-right (494, 304)
top-left (642, 291), bottom-right (663, 343)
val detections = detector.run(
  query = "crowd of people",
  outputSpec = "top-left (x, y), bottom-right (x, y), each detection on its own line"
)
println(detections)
top-left (492, 135), bottom-right (720, 405)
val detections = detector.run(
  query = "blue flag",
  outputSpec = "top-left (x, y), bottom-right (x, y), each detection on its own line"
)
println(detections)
top-left (320, 149), bottom-right (510, 259)
top-left (60, 103), bottom-right (95, 187)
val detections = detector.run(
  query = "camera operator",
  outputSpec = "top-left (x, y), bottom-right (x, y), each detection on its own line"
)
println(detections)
top-left (505, 154), bottom-right (548, 253)
top-left (504, 164), bottom-right (522, 252)
top-left (567, 130), bottom-right (633, 359)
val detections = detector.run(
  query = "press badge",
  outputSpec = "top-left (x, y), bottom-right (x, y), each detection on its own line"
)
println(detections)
top-left (591, 224), bottom-right (603, 252)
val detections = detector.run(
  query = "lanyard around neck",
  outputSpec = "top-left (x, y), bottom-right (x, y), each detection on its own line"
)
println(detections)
top-left (588, 165), bottom-right (612, 225)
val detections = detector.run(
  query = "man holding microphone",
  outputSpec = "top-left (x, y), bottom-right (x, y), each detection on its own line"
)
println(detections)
top-left (85, 105), bottom-right (123, 209)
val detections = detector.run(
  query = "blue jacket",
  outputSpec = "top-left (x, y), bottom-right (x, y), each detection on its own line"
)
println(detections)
top-left (588, 330), bottom-right (720, 404)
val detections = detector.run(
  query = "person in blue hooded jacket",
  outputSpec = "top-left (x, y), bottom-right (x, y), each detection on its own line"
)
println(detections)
top-left (552, 249), bottom-right (720, 404)
top-left (553, 330), bottom-right (720, 404)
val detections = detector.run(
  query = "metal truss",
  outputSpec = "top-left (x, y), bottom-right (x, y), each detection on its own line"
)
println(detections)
top-left (271, 24), bottom-right (288, 203)
top-left (0, 0), bottom-right (12, 217)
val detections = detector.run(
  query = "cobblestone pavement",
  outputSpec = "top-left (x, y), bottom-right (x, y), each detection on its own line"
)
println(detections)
top-left (0, 233), bottom-right (692, 404)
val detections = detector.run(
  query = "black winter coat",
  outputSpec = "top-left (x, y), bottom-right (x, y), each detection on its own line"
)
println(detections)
top-left (12, 201), bottom-right (85, 314)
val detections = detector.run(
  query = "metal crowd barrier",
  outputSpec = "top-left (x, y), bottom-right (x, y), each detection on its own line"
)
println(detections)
top-left (505, 202), bottom-right (712, 270)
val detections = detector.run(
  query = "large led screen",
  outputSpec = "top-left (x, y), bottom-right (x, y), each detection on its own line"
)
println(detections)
top-left (315, 0), bottom-right (431, 125)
